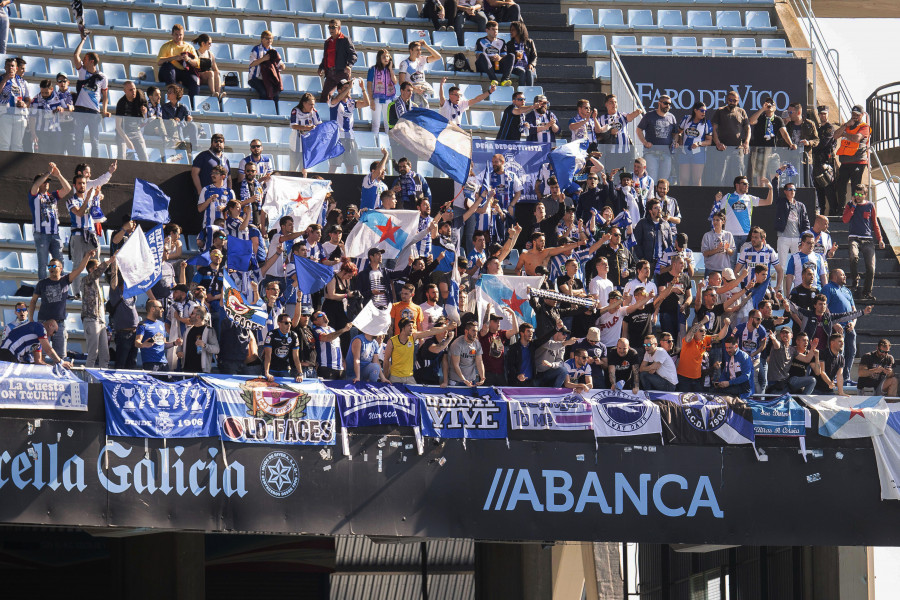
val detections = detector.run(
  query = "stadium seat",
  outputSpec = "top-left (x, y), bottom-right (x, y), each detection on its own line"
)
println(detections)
top-left (568, 8), bottom-right (594, 26)
top-left (271, 21), bottom-right (296, 38)
top-left (406, 29), bottom-right (431, 44)
top-left (65, 314), bottom-right (84, 334)
top-left (380, 28), bottom-right (407, 46)
top-left (104, 63), bottom-right (128, 81)
top-left (343, 0), bottom-right (367, 15)
top-left (716, 11), bottom-right (743, 30)
top-left (183, 0), bottom-right (208, 7)
top-left (288, 0), bottom-right (314, 11)
top-left (0, 224), bottom-right (22, 242)
top-left (93, 36), bottom-right (120, 53)
top-left (517, 85), bottom-right (543, 101)
top-left (642, 36), bottom-right (668, 54)
top-left (701, 38), bottom-right (730, 56)
top-left (149, 39), bottom-right (168, 55)
top-left (672, 36), bottom-right (699, 56)
top-left (211, 43), bottom-right (232, 60)
top-left (687, 11), bottom-right (715, 31)
top-left (250, 98), bottom-right (280, 116)
top-left (463, 31), bottom-right (482, 48)
top-left (593, 60), bottom-right (611, 79)
top-left (244, 20), bottom-right (270, 37)
top-left (244, 125), bottom-right (270, 143)
top-left (49, 58), bottom-right (76, 76)
top-left (353, 26), bottom-right (379, 44)
top-left (209, 0), bottom-right (234, 7)
top-left (132, 13), bottom-right (159, 30)
top-left (23, 224), bottom-right (34, 242)
top-left (657, 10), bottom-right (684, 29)
top-left (22, 56), bottom-right (47, 74)
top-left (215, 18), bottom-right (242, 35)
top-left (262, 0), bottom-right (288, 10)
top-left (21, 252), bottom-right (38, 271)
top-left (296, 24), bottom-right (324, 40)
top-left (0, 252), bottom-right (21, 270)
top-left (159, 14), bottom-right (186, 31)
top-left (286, 47), bottom-right (313, 64)
top-left (278, 100), bottom-right (297, 115)
top-left (492, 86), bottom-right (513, 103)
top-left (611, 35), bottom-right (638, 54)
top-left (761, 38), bottom-right (790, 57)
top-left (17, 4), bottom-right (44, 21)
top-left (368, 2), bottom-right (394, 19)
top-left (187, 16), bottom-right (214, 33)
top-left (315, 0), bottom-right (341, 14)
top-left (232, 44), bottom-right (254, 61)
top-left (122, 38), bottom-right (150, 55)
top-left (628, 10), bottom-right (654, 29)
top-left (469, 110), bottom-right (496, 128)
top-left (393, 3), bottom-right (420, 19)
top-left (732, 38), bottom-right (758, 56)
top-left (297, 75), bottom-right (323, 93)
top-left (222, 98), bottom-right (249, 113)
top-left (104, 10), bottom-right (131, 28)
top-left (432, 31), bottom-right (459, 49)
top-left (15, 29), bottom-right (39, 47)
top-left (45, 6), bottom-right (69, 22)
top-left (597, 9), bottom-right (625, 29)
top-left (235, 0), bottom-right (262, 10)
top-left (281, 74), bottom-right (296, 91)
top-left (83, 9), bottom-right (100, 27)
top-left (746, 11), bottom-right (776, 32)
top-left (195, 96), bottom-right (222, 112)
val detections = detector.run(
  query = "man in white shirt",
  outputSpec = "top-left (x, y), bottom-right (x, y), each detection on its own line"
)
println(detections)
top-left (438, 77), bottom-right (494, 126)
top-left (589, 257), bottom-right (614, 306)
top-left (419, 283), bottom-right (444, 331)
top-left (638, 334), bottom-right (678, 391)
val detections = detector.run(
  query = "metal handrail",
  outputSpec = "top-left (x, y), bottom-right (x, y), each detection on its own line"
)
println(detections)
top-left (608, 45), bottom-right (646, 115)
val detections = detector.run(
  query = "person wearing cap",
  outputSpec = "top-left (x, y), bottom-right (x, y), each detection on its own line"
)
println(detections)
top-left (342, 205), bottom-right (359, 239)
top-left (386, 317), bottom-right (451, 384)
top-left (571, 327), bottom-right (608, 388)
top-left (842, 184), bottom-right (883, 301)
top-left (714, 336), bottom-right (754, 399)
top-left (478, 306), bottom-right (517, 386)
top-left (415, 316), bottom-right (455, 385)
top-left (53, 73), bottom-right (77, 155)
top-left (496, 90), bottom-right (538, 141)
top-left (812, 104), bottom-right (838, 214)
top-left (191, 133), bottom-right (231, 194)
top-left (356, 247), bottom-right (406, 310)
top-left (833, 105), bottom-right (870, 215)
top-left (311, 311), bottom-right (353, 379)
top-left (292, 304), bottom-right (318, 379)
top-left (525, 95), bottom-right (558, 144)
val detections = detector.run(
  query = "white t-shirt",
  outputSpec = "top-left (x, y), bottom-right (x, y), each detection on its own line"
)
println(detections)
top-left (75, 67), bottom-right (108, 112)
top-left (645, 347), bottom-right (678, 385)
top-left (398, 56), bottom-right (428, 86)
top-left (440, 98), bottom-right (471, 125)
top-left (589, 276), bottom-right (614, 306)
top-left (597, 307), bottom-right (626, 348)
top-left (623, 279), bottom-right (658, 304)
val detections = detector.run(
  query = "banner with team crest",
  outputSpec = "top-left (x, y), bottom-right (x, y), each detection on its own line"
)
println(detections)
top-left (500, 387), bottom-right (592, 431)
top-left (202, 375), bottom-right (336, 446)
top-left (649, 391), bottom-right (755, 445)
top-left (410, 385), bottom-right (508, 439)
top-left (472, 140), bottom-right (550, 203)
top-left (92, 371), bottom-right (218, 438)
top-left (582, 389), bottom-right (662, 438)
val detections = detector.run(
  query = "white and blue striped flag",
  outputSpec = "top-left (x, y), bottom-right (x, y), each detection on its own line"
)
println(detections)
top-left (549, 139), bottom-right (588, 192)
top-left (390, 108), bottom-right (472, 184)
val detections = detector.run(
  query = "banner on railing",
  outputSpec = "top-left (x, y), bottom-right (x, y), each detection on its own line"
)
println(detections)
top-left (472, 139), bottom-right (551, 203)
top-left (801, 395), bottom-right (889, 439)
top-left (0, 362), bottom-right (88, 411)
top-left (582, 389), bottom-right (662, 438)
top-left (94, 371), bottom-right (218, 438)
top-left (327, 381), bottom-right (419, 428)
top-left (649, 391), bottom-right (755, 445)
top-left (501, 387), bottom-right (592, 431)
top-left (203, 376), bottom-right (336, 446)
top-left (410, 385), bottom-right (508, 439)
top-left (748, 394), bottom-right (809, 437)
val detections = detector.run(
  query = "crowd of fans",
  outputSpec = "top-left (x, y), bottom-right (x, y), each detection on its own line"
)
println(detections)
top-left (0, 6), bottom-right (894, 398)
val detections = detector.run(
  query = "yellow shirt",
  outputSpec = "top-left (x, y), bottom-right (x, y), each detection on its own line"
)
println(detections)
top-left (389, 334), bottom-right (415, 378)
top-left (158, 41), bottom-right (196, 71)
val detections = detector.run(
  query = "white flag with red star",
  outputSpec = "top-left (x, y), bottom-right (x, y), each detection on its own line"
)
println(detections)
top-left (263, 175), bottom-right (331, 231)
top-left (476, 274), bottom-right (544, 329)
top-left (344, 209), bottom-right (426, 260)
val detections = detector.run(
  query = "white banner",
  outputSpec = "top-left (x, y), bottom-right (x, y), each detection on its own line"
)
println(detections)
top-left (263, 175), bottom-right (330, 231)
top-left (501, 387), bottom-right (593, 431)
top-left (583, 389), bottom-right (662, 438)
top-left (801, 395), bottom-right (889, 439)
top-left (872, 403), bottom-right (900, 500)
top-left (351, 301), bottom-right (392, 336)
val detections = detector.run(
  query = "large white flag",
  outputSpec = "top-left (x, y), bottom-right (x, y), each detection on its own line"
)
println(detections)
top-left (117, 224), bottom-right (165, 298)
top-left (344, 209), bottom-right (425, 260)
top-left (801, 395), bottom-right (890, 438)
top-left (872, 403), bottom-right (900, 501)
top-left (583, 389), bottom-right (662, 438)
top-left (263, 175), bottom-right (331, 230)
top-left (351, 301), bottom-right (392, 336)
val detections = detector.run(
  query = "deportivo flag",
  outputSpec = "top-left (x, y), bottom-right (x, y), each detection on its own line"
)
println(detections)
top-left (649, 391), bottom-right (755, 445)
top-left (117, 224), bottom-right (165, 299)
top-left (344, 209), bottom-right (427, 260)
top-left (221, 271), bottom-right (268, 331)
top-left (226, 236), bottom-right (253, 272)
top-left (872, 402), bottom-right (900, 500)
top-left (477, 274), bottom-right (544, 329)
top-left (302, 120), bottom-right (345, 168)
top-left (292, 253), bottom-right (334, 295)
top-left (583, 389), bottom-right (662, 438)
top-left (263, 175), bottom-right (331, 230)
top-left (390, 108), bottom-right (472, 184)
top-left (548, 139), bottom-right (588, 193)
top-left (131, 178), bottom-right (171, 224)
top-left (801, 395), bottom-right (889, 439)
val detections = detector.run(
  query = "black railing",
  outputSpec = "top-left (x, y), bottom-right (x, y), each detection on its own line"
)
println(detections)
top-left (867, 82), bottom-right (900, 153)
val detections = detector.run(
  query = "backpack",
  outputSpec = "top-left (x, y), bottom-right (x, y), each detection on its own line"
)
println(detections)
top-left (451, 53), bottom-right (473, 73)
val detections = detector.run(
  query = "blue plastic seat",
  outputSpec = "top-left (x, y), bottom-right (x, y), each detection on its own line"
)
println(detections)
top-left (732, 38), bottom-right (758, 56)
top-left (216, 124), bottom-right (242, 141)
top-left (244, 125), bottom-right (269, 143)
top-left (702, 37), bottom-right (730, 56)
top-left (469, 110), bottom-right (496, 128)
top-left (594, 60), bottom-right (611, 79)
top-left (517, 85), bottom-right (543, 101)
top-left (672, 36), bottom-right (699, 55)
top-left (296, 23), bottom-right (324, 40)
top-left (216, 18), bottom-right (242, 34)
top-left (132, 13), bottom-right (159, 30)
top-left (288, 0), bottom-right (313, 11)
top-left (687, 11), bottom-right (715, 31)
top-left (160, 14), bottom-right (186, 31)
top-left (277, 100), bottom-right (297, 116)
top-left (0, 224), bottom-right (22, 242)
top-left (642, 36), bottom-right (667, 54)
top-left (407, 29), bottom-right (431, 44)
top-left (104, 10), bottom-right (131, 28)
top-left (297, 75), bottom-right (323, 93)
top-left (22, 56), bottom-right (47, 74)
top-left (222, 98), bottom-right (249, 113)
top-left (716, 11), bottom-right (743, 29)
top-left (195, 96), bottom-right (222, 112)
top-left (183, 0), bottom-right (208, 7)
top-left (17, 4), bottom-right (44, 21)
top-left (658, 10), bottom-right (683, 28)
top-left (761, 38), bottom-right (790, 57)
top-left (611, 35), bottom-right (638, 54)
top-left (315, 0), bottom-right (341, 13)
top-left (211, 43), bottom-right (232, 60)
top-left (380, 27), bottom-right (406, 46)
top-left (746, 11), bottom-right (776, 32)
top-left (122, 38), bottom-right (150, 54)
top-left (15, 29), bottom-right (40, 46)
top-left (628, 9), bottom-right (654, 29)
top-left (232, 43), bottom-right (254, 61)
top-left (83, 9), bottom-right (100, 27)
top-left (244, 20), bottom-right (270, 36)
top-left (271, 21), bottom-right (295, 38)
top-left (209, 0), bottom-right (233, 7)
top-left (491, 86), bottom-right (513, 103)
top-left (286, 47), bottom-right (313, 64)
top-left (235, 0), bottom-right (261, 10)
top-left (431, 31), bottom-right (458, 49)
top-left (343, 0), bottom-right (367, 15)
top-left (46, 6), bottom-right (70, 22)
top-left (0, 251), bottom-right (21, 269)
top-left (581, 34), bottom-right (608, 53)
top-left (568, 8), bottom-right (594, 26)
top-left (187, 16), bottom-right (214, 33)
top-left (149, 39), bottom-right (168, 55)
top-left (393, 2), bottom-right (420, 19)
top-left (597, 9), bottom-right (625, 29)
top-left (21, 251), bottom-right (39, 270)
top-left (463, 31), bottom-right (482, 48)
top-left (66, 33), bottom-right (91, 49)
top-left (368, 2), bottom-right (394, 19)
top-left (353, 26), bottom-right (379, 44)
top-left (93, 35), bottom-right (120, 53)
top-left (250, 98), bottom-right (279, 115)
top-left (49, 58), bottom-right (76, 76)
top-left (262, 0), bottom-right (288, 10)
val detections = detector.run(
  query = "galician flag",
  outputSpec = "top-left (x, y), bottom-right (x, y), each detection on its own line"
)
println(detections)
top-left (477, 274), bottom-right (543, 329)
top-left (344, 209), bottom-right (427, 260)
top-left (263, 175), bottom-right (331, 231)
top-left (801, 395), bottom-right (890, 439)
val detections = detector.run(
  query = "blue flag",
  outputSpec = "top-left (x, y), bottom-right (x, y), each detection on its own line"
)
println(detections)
top-left (549, 139), bottom-right (588, 192)
top-left (227, 236), bottom-right (253, 272)
top-left (302, 120), bottom-right (345, 169)
top-left (391, 108), bottom-right (472, 184)
top-left (131, 178), bottom-right (171, 224)
top-left (293, 253), bottom-right (334, 294)
top-left (221, 271), bottom-right (269, 331)
top-left (748, 394), bottom-right (808, 437)
top-left (327, 381), bottom-right (419, 428)
top-left (95, 370), bottom-right (219, 438)
top-left (187, 251), bottom-right (211, 267)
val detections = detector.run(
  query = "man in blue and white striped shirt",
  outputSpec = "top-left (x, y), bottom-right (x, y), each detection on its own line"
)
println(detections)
top-left (29, 163), bottom-right (72, 279)
top-left (311, 311), bottom-right (352, 379)
top-left (29, 80), bottom-right (64, 153)
top-left (198, 165), bottom-right (234, 249)
top-left (0, 319), bottom-right (67, 365)
top-left (783, 232), bottom-right (828, 294)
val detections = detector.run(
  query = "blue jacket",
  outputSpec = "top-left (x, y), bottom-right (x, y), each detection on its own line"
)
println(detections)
top-left (773, 195), bottom-right (810, 235)
top-left (633, 215), bottom-right (675, 263)
top-left (719, 348), bottom-right (754, 397)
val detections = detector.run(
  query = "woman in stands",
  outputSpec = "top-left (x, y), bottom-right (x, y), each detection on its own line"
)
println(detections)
top-left (322, 258), bottom-right (359, 354)
top-left (161, 84), bottom-right (196, 160)
top-left (505, 21), bottom-right (536, 87)
top-left (192, 34), bottom-right (224, 101)
top-left (677, 101), bottom-right (713, 186)
top-left (289, 92), bottom-right (321, 177)
top-left (366, 49), bottom-right (397, 134)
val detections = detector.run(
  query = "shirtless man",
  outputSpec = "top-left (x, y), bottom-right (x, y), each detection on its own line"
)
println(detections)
top-left (514, 232), bottom-right (585, 276)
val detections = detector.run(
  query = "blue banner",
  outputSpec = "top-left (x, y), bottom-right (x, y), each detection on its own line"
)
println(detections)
top-left (0, 362), bottom-right (88, 411)
top-left (93, 370), bottom-right (218, 438)
top-left (472, 139), bottom-right (550, 203)
top-left (203, 375), bottom-right (336, 445)
top-left (327, 381), bottom-right (419, 428)
top-left (409, 385), bottom-right (508, 439)
top-left (132, 178), bottom-right (171, 224)
top-left (749, 394), bottom-right (808, 437)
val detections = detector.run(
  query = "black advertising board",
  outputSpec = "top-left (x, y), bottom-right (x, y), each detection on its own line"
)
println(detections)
top-left (2, 416), bottom-right (900, 545)
top-left (618, 55), bottom-right (808, 117)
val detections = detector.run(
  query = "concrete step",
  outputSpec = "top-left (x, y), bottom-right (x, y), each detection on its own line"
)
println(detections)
top-left (824, 255), bottom-right (900, 272)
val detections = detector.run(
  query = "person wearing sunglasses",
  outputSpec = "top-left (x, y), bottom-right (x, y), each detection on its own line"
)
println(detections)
top-left (638, 334), bottom-right (678, 392)
top-left (842, 184), bottom-right (884, 301)
top-left (677, 101), bottom-right (713, 185)
top-left (317, 19), bottom-right (357, 103)
top-left (748, 96), bottom-right (796, 187)
top-left (0, 302), bottom-right (30, 345)
top-left (773, 180), bottom-right (809, 262)
top-left (237, 138), bottom-right (274, 187)
top-left (636, 95), bottom-right (678, 183)
top-left (711, 90), bottom-right (751, 185)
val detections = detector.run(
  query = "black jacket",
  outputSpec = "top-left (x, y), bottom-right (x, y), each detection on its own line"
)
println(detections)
top-left (319, 35), bottom-right (357, 72)
top-left (593, 244), bottom-right (635, 288)
top-left (505, 340), bottom-right (537, 384)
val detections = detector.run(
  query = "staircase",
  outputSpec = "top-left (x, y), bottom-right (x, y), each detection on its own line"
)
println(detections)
top-left (518, 3), bottom-right (605, 120)
top-left (824, 216), bottom-right (898, 358)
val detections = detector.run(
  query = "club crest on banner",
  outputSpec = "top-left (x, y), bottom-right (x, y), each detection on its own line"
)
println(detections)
top-left (589, 390), bottom-right (654, 433)
top-left (680, 393), bottom-right (729, 432)
top-left (259, 450), bottom-right (300, 498)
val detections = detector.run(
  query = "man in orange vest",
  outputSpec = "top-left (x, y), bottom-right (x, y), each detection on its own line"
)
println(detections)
top-left (832, 105), bottom-right (870, 216)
